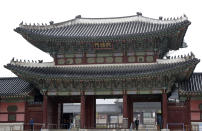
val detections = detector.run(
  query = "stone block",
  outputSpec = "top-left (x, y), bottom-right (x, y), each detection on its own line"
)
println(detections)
top-left (161, 129), bottom-right (170, 131)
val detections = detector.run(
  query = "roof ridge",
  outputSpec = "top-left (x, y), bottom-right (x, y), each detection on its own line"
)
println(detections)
top-left (16, 14), bottom-right (189, 30)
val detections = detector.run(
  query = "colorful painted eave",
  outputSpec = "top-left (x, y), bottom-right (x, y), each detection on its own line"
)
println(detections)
top-left (4, 55), bottom-right (199, 81)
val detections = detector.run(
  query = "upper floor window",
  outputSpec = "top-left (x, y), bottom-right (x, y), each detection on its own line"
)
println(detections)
top-left (7, 105), bottom-right (17, 121)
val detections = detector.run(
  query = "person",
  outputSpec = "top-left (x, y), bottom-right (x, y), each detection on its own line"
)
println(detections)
top-left (29, 118), bottom-right (34, 131)
top-left (134, 118), bottom-right (139, 130)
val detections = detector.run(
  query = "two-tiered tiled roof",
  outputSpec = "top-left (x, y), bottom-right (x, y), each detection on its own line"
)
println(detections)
top-left (0, 77), bottom-right (32, 97)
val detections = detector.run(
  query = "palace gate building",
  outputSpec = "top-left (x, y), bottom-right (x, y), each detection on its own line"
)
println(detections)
top-left (1, 13), bottom-right (202, 130)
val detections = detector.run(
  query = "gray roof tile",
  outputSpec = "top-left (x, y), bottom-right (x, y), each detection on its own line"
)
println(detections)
top-left (5, 57), bottom-right (199, 81)
top-left (0, 77), bottom-right (32, 97)
top-left (178, 73), bottom-right (202, 95)
top-left (14, 15), bottom-right (190, 42)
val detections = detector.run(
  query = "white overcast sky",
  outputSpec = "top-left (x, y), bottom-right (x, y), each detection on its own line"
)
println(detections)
top-left (0, 0), bottom-right (202, 77)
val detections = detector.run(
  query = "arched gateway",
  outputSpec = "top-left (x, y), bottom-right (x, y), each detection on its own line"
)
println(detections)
top-left (1, 13), bottom-right (202, 130)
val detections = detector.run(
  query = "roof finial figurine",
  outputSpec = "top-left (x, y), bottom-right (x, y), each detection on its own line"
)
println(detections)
top-left (159, 16), bottom-right (163, 20)
top-left (49, 21), bottom-right (54, 25)
top-left (75, 15), bottom-right (81, 19)
top-left (11, 57), bottom-right (14, 62)
top-left (20, 21), bottom-right (23, 25)
top-left (136, 12), bottom-right (142, 16)
top-left (38, 60), bottom-right (43, 63)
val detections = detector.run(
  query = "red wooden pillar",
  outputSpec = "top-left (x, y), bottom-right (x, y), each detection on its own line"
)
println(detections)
top-left (86, 99), bottom-right (90, 128)
top-left (186, 97), bottom-right (191, 130)
top-left (80, 93), bottom-right (96, 129)
top-left (43, 94), bottom-right (48, 128)
top-left (93, 96), bottom-right (96, 128)
top-left (123, 91), bottom-right (133, 128)
top-left (90, 96), bottom-right (96, 128)
top-left (162, 91), bottom-right (168, 129)
top-left (57, 103), bottom-right (62, 129)
top-left (85, 95), bottom-right (96, 129)
top-left (80, 91), bottom-right (86, 129)
top-left (24, 101), bottom-right (28, 130)
top-left (123, 91), bottom-right (128, 119)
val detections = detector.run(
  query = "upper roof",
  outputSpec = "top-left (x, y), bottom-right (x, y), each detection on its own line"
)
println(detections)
top-left (178, 73), bottom-right (202, 96)
top-left (0, 77), bottom-right (32, 97)
top-left (14, 14), bottom-right (190, 43)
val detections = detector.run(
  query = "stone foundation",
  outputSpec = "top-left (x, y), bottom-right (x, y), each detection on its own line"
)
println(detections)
top-left (0, 123), bottom-right (24, 131)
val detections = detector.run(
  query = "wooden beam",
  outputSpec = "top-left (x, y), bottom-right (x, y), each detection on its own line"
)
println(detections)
top-left (80, 91), bottom-right (85, 129)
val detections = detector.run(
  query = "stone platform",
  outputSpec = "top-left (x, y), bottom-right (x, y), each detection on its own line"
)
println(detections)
top-left (41, 129), bottom-right (168, 131)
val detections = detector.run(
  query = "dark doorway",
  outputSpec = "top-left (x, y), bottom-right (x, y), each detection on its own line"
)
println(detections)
top-left (157, 113), bottom-right (162, 129)
top-left (61, 113), bottom-right (73, 129)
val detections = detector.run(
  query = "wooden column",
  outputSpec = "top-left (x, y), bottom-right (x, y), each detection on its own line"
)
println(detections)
top-left (186, 97), bottom-right (191, 130)
top-left (123, 91), bottom-right (128, 119)
top-left (80, 93), bottom-right (96, 129)
top-left (162, 91), bottom-right (168, 129)
top-left (89, 96), bottom-right (96, 128)
top-left (24, 101), bottom-right (28, 130)
top-left (60, 103), bottom-right (63, 128)
top-left (86, 100), bottom-right (90, 128)
top-left (80, 91), bottom-right (86, 129)
top-left (85, 95), bottom-right (96, 129)
top-left (123, 91), bottom-right (133, 128)
top-left (43, 94), bottom-right (48, 128)
top-left (57, 103), bottom-right (61, 129)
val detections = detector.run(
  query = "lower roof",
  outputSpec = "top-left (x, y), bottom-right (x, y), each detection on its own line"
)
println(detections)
top-left (4, 56), bottom-right (199, 81)
top-left (178, 73), bottom-right (202, 96)
top-left (0, 73), bottom-right (201, 97)
top-left (0, 77), bottom-right (32, 97)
